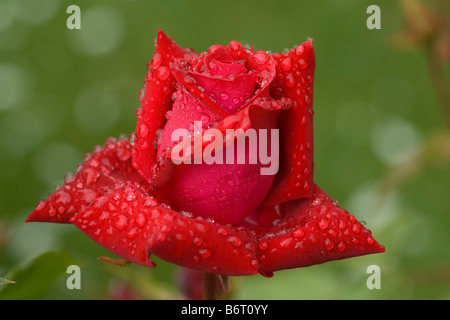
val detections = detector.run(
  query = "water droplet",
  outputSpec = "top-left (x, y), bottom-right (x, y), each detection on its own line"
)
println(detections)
top-left (125, 192), bottom-right (136, 202)
top-left (366, 236), bottom-right (374, 244)
top-left (36, 200), bottom-right (47, 211)
top-left (183, 75), bottom-right (196, 84)
top-left (318, 218), bottom-right (329, 230)
top-left (143, 197), bottom-right (158, 207)
top-left (229, 40), bottom-right (240, 51)
top-left (295, 45), bottom-right (304, 56)
top-left (139, 124), bottom-right (149, 138)
top-left (328, 228), bottom-right (338, 237)
top-left (292, 228), bottom-right (305, 238)
top-left (48, 206), bottom-right (56, 217)
top-left (254, 52), bottom-right (269, 64)
top-left (151, 208), bottom-right (161, 218)
top-left (285, 73), bottom-right (295, 88)
top-left (200, 113), bottom-right (210, 123)
top-left (280, 238), bottom-right (294, 248)
top-left (258, 240), bottom-right (269, 251)
top-left (304, 167), bottom-right (311, 176)
top-left (83, 168), bottom-right (99, 185)
top-left (114, 215), bottom-right (128, 231)
top-left (193, 237), bottom-right (203, 246)
top-left (281, 57), bottom-right (292, 71)
top-left (156, 66), bottom-right (170, 81)
top-left (304, 94), bottom-right (311, 105)
top-left (115, 147), bottom-right (130, 162)
top-left (295, 241), bottom-right (306, 252)
top-left (303, 181), bottom-right (311, 191)
top-left (352, 223), bottom-right (361, 234)
top-left (139, 88), bottom-right (146, 102)
top-left (298, 58), bottom-right (308, 69)
top-left (310, 196), bottom-right (324, 207)
top-left (333, 242), bottom-right (344, 253)
top-left (199, 248), bottom-right (211, 258)
top-left (219, 93), bottom-right (229, 101)
top-left (165, 110), bottom-right (172, 120)
top-left (250, 258), bottom-right (259, 269)
top-left (324, 238), bottom-right (334, 250)
top-left (217, 227), bottom-right (227, 237)
top-left (227, 236), bottom-right (242, 247)
top-left (127, 227), bottom-right (138, 239)
top-left (135, 213), bottom-right (146, 227)
top-left (151, 53), bottom-right (163, 70)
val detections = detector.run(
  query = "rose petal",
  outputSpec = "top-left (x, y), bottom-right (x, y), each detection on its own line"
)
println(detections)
top-left (147, 209), bottom-right (259, 276)
top-left (158, 97), bottom-right (292, 225)
top-left (255, 184), bottom-right (385, 274)
top-left (263, 40), bottom-right (316, 205)
top-left (26, 137), bottom-right (145, 224)
top-left (132, 30), bottom-right (192, 181)
top-left (70, 182), bottom-right (158, 268)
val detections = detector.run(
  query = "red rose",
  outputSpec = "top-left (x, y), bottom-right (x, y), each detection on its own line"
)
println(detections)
top-left (26, 31), bottom-right (384, 277)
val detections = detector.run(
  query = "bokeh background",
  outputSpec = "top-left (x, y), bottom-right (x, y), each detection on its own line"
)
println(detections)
top-left (1, 0), bottom-right (449, 299)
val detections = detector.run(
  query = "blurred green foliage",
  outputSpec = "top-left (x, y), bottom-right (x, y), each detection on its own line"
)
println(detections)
top-left (0, 0), bottom-right (449, 299)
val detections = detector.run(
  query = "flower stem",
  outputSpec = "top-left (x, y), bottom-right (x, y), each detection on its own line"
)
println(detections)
top-left (202, 272), bottom-right (217, 300)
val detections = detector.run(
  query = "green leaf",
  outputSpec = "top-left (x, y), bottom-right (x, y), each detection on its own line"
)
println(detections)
top-left (0, 251), bottom-right (75, 300)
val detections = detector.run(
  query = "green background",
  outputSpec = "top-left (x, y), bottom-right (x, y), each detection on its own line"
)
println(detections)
top-left (1, 0), bottom-right (449, 299)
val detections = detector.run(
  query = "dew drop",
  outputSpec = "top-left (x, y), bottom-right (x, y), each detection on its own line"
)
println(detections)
top-left (281, 57), bottom-right (292, 71)
top-left (298, 58), bottom-right (308, 69)
top-left (366, 236), bottom-right (374, 244)
top-left (303, 181), bottom-right (311, 191)
top-left (217, 227), bottom-right (227, 237)
top-left (310, 196), bottom-right (324, 207)
top-left (83, 168), bottom-right (99, 185)
top-left (324, 238), bottom-right (334, 250)
top-left (254, 52), bottom-right (269, 64)
top-left (219, 93), bottom-right (229, 101)
top-left (352, 223), bottom-right (361, 234)
top-left (36, 200), bottom-right (47, 211)
top-left (200, 113), bottom-right (210, 123)
top-left (151, 208), bottom-right (161, 218)
top-left (295, 45), bottom-right (304, 56)
top-left (227, 236), bottom-right (242, 247)
top-left (48, 206), bottom-right (56, 217)
top-left (337, 241), bottom-right (346, 252)
top-left (285, 73), bottom-right (295, 88)
top-left (151, 53), bottom-right (163, 70)
top-left (156, 66), bottom-right (170, 81)
top-left (139, 124), bottom-right (149, 138)
top-left (250, 258), bottom-right (259, 269)
top-left (199, 248), bottom-right (211, 258)
top-left (193, 237), bottom-right (203, 246)
top-left (318, 218), bottom-right (329, 230)
top-left (127, 227), bottom-right (138, 239)
top-left (258, 240), bottom-right (269, 251)
top-left (114, 215), bottom-right (128, 231)
top-left (292, 228), bottom-right (305, 238)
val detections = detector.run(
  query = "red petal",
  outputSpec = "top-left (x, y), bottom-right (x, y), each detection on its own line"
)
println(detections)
top-left (132, 30), bottom-right (191, 181)
top-left (70, 182), bottom-right (158, 268)
top-left (256, 184), bottom-right (385, 274)
top-left (26, 137), bottom-right (145, 224)
top-left (70, 181), bottom-right (258, 275)
top-left (153, 97), bottom-right (292, 225)
top-left (147, 210), bottom-right (259, 276)
top-left (264, 40), bottom-right (316, 205)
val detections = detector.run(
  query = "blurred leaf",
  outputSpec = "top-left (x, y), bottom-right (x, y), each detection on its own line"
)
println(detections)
top-left (0, 251), bottom-right (75, 300)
